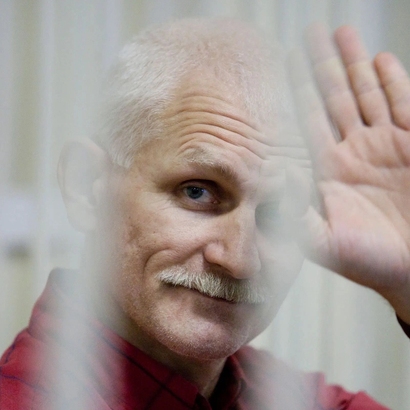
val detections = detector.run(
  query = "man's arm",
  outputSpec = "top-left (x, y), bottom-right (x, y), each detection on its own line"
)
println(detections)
top-left (291, 25), bottom-right (410, 324)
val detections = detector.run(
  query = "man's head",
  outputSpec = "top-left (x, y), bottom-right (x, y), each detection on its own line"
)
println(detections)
top-left (58, 18), bottom-right (307, 364)
top-left (94, 18), bottom-right (292, 168)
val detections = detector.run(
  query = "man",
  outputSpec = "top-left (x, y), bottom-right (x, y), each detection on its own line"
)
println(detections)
top-left (1, 18), bottom-right (409, 409)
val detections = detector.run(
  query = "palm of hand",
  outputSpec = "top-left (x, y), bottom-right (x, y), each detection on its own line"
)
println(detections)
top-left (292, 25), bottom-right (410, 320)
top-left (317, 126), bottom-right (410, 288)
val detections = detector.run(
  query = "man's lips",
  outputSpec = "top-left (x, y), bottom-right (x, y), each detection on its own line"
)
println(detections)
top-left (191, 287), bottom-right (237, 304)
top-left (168, 283), bottom-right (254, 305)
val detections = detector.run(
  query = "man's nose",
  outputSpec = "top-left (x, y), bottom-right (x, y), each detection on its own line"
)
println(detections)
top-left (203, 207), bottom-right (262, 279)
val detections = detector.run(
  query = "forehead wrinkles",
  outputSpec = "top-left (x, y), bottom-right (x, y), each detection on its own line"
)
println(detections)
top-left (264, 147), bottom-right (312, 172)
top-left (162, 91), bottom-right (275, 160)
top-left (162, 85), bottom-right (311, 169)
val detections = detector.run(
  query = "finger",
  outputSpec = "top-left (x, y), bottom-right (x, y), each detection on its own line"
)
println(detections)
top-left (306, 24), bottom-right (362, 138)
top-left (374, 52), bottom-right (410, 130)
top-left (288, 49), bottom-right (337, 171)
top-left (334, 26), bottom-right (391, 126)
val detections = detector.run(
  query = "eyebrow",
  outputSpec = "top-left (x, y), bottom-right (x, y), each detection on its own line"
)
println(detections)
top-left (177, 147), bottom-right (240, 184)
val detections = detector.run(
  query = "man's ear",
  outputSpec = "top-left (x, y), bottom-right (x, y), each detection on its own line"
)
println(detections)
top-left (57, 138), bottom-right (110, 232)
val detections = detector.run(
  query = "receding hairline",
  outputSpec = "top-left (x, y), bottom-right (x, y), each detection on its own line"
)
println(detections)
top-left (93, 18), bottom-right (291, 169)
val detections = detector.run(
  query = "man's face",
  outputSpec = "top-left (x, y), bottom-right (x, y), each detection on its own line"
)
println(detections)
top-left (95, 74), bottom-right (306, 362)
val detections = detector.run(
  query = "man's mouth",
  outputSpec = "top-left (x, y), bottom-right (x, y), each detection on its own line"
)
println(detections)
top-left (181, 285), bottom-right (239, 304)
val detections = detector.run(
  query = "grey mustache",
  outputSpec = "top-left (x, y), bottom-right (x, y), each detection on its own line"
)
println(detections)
top-left (156, 267), bottom-right (269, 304)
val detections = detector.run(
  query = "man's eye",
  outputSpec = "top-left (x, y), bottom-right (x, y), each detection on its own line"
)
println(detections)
top-left (182, 185), bottom-right (216, 204)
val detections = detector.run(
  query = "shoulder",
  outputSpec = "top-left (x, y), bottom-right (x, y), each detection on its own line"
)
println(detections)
top-left (0, 328), bottom-right (108, 410)
top-left (234, 346), bottom-right (390, 409)
top-left (0, 329), bottom-right (50, 409)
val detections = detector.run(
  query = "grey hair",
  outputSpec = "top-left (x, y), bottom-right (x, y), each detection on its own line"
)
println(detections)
top-left (156, 265), bottom-right (271, 304)
top-left (94, 18), bottom-right (291, 168)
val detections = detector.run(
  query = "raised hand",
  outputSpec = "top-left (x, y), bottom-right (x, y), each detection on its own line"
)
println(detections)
top-left (291, 25), bottom-right (410, 323)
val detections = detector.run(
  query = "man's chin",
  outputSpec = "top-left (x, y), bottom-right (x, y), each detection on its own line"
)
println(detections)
top-left (150, 292), bottom-right (275, 360)
top-left (149, 314), bottom-right (265, 362)
top-left (162, 332), bottom-right (247, 362)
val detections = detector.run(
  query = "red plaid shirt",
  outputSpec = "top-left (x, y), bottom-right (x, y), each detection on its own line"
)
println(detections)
top-left (0, 270), bottom-right (389, 409)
